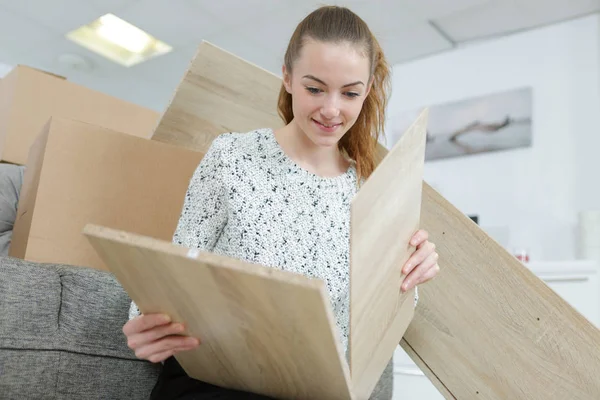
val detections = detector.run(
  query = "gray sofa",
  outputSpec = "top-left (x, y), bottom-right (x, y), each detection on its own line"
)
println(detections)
top-left (0, 163), bottom-right (161, 399)
top-left (0, 256), bottom-right (162, 399)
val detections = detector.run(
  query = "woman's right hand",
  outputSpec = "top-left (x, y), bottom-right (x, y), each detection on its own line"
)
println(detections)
top-left (123, 313), bottom-right (201, 363)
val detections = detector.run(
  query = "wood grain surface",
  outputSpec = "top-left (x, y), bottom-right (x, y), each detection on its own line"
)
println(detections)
top-left (349, 109), bottom-right (427, 398)
top-left (83, 224), bottom-right (353, 400)
top-left (146, 40), bottom-right (600, 399)
top-left (398, 181), bottom-right (600, 399)
top-left (151, 41), bottom-right (283, 154)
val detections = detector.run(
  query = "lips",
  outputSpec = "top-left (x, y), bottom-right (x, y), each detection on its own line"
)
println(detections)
top-left (312, 119), bottom-right (341, 128)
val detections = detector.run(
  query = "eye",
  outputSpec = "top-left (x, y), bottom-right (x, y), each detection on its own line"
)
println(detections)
top-left (306, 87), bottom-right (322, 94)
top-left (344, 92), bottom-right (360, 98)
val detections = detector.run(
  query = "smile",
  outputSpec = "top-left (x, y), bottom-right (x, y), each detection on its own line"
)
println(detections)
top-left (313, 119), bottom-right (341, 129)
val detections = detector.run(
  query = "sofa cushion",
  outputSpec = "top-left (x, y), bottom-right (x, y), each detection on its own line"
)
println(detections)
top-left (0, 257), bottom-right (61, 342)
top-left (58, 263), bottom-right (140, 357)
top-left (0, 256), bottom-right (162, 399)
top-left (55, 352), bottom-right (161, 400)
top-left (0, 350), bottom-right (59, 400)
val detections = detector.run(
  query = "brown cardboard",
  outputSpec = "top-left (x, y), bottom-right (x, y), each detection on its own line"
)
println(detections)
top-left (10, 117), bottom-right (204, 271)
top-left (0, 65), bottom-right (160, 165)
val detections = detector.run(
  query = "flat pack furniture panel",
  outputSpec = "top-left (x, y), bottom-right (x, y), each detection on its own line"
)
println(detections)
top-left (83, 224), bottom-right (354, 400)
top-left (349, 109), bottom-right (427, 398)
top-left (151, 41), bottom-right (283, 154)
top-left (0, 65), bottom-right (159, 165)
top-left (83, 111), bottom-right (425, 399)
top-left (10, 117), bottom-right (203, 271)
top-left (149, 41), bottom-right (600, 398)
top-left (396, 180), bottom-right (600, 399)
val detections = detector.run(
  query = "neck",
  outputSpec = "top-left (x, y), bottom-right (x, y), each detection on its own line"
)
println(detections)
top-left (274, 120), bottom-right (349, 178)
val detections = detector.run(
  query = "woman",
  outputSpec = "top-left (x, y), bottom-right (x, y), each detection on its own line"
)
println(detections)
top-left (124, 5), bottom-right (440, 399)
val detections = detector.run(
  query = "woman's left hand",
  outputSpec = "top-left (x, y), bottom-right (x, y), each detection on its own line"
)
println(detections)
top-left (401, 229), bottom-right (440, 292)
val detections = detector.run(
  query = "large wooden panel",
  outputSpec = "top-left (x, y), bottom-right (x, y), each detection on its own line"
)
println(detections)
top-left (349, 109), bottom-right (427, 398)
top-left (145, 41), bottom-right (600, 398)
top-left (397, 181), bottom-right (600, 399)
top-left (151, 41), bottom-right (283, 154)
top-left (83, 224), bottom-right (353, 400)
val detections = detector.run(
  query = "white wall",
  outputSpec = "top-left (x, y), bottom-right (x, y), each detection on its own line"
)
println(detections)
top-left (0, 62), bottom-right (12, 77)
top-left (385, 14), bottom-right (600, 261)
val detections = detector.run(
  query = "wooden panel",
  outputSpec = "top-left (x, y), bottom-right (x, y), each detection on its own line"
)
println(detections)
top-left (350, 109), bottom-right (427, 398)
top-left (83, 224), bottom-right (353, 400)
top-left (397, 181), bottom-right (600, 399)
top-left (151, 41), bottom-right (284, 154)
top-left (144, 40), bottom-right (600, 398)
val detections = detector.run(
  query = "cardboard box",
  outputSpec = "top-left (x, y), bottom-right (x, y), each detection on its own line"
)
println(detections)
top-left (0, 65), bottom-right (160, 165)
top-left (10, 117), bottom-right (203, 271)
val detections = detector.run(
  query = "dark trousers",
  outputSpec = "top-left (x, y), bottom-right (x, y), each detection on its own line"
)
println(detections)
top-left (150, 357), bottom-right (276, 400)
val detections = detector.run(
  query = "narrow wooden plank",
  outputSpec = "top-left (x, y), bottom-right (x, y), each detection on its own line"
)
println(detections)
top-left (398, 180), bottom-right (600, 399)
top-left (83, 224), bottom-right (353, 400)
top-left (349, 109), bottom-right (427, 398)
top-left (151, 41), bottom-right (283, 154)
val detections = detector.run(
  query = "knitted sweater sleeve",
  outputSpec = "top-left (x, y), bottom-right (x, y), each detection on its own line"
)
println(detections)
top-left (128, 135), bottom-right (229, 320)
top-left (171, 135), bottom-right (229, 251)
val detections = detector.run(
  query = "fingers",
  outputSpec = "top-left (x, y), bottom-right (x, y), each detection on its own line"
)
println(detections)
top-left (402, 251), bottom-right (439, 292)
top-left (123, 313), bottom-right (172, 336)
top-left (127, 321), bottom-right (189, 349)
top-left (418, 262), bottom-right (440, 284)
top-left (147, 348), bottom-right (176, 364)
top-left (147, 343), bottom-right (200, 363)
top-left (411, 229), bottom-right (428, 245)
top-left (410, 229), bottom-right (429, 247)
top-left (123, 313), bottom-right (201, 363)
top-left (402, 240), bottom-right (436, 275)
top-left (134, 336), bottom-right (200, 361)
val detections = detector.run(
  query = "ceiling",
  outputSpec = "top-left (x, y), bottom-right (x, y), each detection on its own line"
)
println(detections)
top-left (0, 0), bottom-right (597, 111)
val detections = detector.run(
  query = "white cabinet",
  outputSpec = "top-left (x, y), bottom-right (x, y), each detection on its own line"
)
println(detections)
top-left (392, 259), bottom-right (599, 400)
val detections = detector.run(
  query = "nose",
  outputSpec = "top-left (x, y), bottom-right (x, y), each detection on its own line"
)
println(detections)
top-left (320, 95), bottom-right (340, 120)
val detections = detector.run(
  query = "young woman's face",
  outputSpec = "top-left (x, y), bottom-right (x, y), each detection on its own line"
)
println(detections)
top-left (283, 39), bottom-right (372, 148)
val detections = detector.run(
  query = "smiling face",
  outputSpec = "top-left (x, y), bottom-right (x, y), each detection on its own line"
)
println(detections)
top-left (282, 38), bottom-right (372, 148)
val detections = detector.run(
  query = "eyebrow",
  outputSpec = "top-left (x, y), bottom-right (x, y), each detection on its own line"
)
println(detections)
top-left (303, 75), bottom-right (364, 88)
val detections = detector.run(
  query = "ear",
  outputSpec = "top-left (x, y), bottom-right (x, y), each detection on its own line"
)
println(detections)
top-left (282, 65), bottom-right (292, 94)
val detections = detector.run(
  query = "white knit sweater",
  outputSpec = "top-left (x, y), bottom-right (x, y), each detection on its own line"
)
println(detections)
top-left (129, 128), bottom-right (417, 351)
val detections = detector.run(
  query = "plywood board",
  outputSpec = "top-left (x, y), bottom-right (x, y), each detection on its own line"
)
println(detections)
top-left (146, 40), bottom-right (600, 398)
top-left (396, 181), bottom-right (600, 399)
top-left (83, 224), bottom-right (353, 400)
top-left (349, 109), bottom-right (427, 398)
top-left (151, 41), bottom-right (283, 154)
top-left (82, 109), bottom-right (425, 398)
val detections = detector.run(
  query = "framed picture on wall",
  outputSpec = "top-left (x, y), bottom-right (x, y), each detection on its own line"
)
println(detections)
top-left (386, 87), bottom-right (533, 162)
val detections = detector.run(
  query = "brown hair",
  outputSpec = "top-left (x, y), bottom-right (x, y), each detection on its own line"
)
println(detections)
top-left (277, 5), bottom-right (391, 181)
